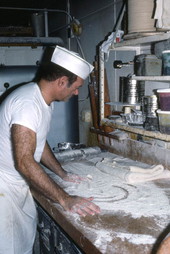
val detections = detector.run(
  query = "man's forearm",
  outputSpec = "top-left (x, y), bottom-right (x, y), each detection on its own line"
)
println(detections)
top-left (41, 142), bottom-right (67, 179)
top-left (11, 126), bottom-right (69, 207)
top-left (23, 158), bottom-right (69, 208)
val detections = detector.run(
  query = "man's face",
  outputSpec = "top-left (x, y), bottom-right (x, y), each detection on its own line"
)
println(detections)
top-left (58, 76), bottom-right (84, 101)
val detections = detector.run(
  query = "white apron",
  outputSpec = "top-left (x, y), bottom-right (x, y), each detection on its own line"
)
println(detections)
top-left (0, 171), bottom-right (37, 254)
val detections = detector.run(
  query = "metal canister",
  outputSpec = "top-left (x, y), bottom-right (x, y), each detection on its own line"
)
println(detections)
top-left (142, 95), bottom-right (158, 117)
top-left (126, 78), bottom-right (138, 104)
top-left (119, 76), bottom-right (127, 102)
top-left (137, 81), bottom-right (145, 103)
top-left (119, 77), bottom-right (139, 104)
top-left (143, 95), bottom-right (159, 131)
top-left (31, 13), bottom-right (45, 37)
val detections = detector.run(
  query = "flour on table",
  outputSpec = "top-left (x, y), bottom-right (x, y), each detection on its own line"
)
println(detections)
top-left (48, 152), bottom-right (170, 220)
top-left (94, 229), bottom-right (112, 252)
top-left (115, 232), bottom-right (156, 245)
top-left (47, 151), bottom-right (170, 254)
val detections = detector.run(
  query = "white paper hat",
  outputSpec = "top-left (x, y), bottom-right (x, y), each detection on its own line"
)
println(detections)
top-left (51, 45), bottom-right (94, 80)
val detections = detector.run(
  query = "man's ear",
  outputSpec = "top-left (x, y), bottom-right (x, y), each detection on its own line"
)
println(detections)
top-left (58, 76), bottom-right (68, 87)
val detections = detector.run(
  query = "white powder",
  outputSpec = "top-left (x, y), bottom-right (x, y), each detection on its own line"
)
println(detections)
top-left (51, 153), bottom-right (170, 219)
top-left (115, 232), bottom-right (156, 245)
top-left (47, 151), bottom-right (170, 253)
top-left (94, 229), bottom-right (113, 252)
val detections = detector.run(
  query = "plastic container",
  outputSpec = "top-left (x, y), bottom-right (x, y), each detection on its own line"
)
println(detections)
top-left (134, 54), bottom-right (162, 76)
top-left (157, 89), bottom-right (170, 111)
top-left (157, 109), bottom-right (170, 134)
top-left (162, 50), bottom-right (170, 75)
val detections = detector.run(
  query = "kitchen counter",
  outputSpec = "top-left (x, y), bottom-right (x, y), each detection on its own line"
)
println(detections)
top-left (32, 150), bottom-right (170, 254)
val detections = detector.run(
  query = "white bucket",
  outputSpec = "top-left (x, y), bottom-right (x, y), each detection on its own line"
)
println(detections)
top-left (128, 0), bottom-right (156, 33)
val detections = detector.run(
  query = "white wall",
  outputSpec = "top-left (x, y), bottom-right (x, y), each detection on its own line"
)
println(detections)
top-left (0, 46), bottom-right (43, 66)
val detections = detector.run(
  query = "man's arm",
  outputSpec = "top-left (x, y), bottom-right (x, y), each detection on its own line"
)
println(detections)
top-left (11, 124), bottom-right (69, 208)
top-left (11, 124), bottom-right (100, 216)
top-left (40, 141), bottom-right (67, 179)
top-left (41, 141), bottom-right (86, 183)
top-left (157, 235), bottom-right (170, 254)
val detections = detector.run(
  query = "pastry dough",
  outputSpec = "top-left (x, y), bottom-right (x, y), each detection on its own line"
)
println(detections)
top-left (95, 158), bottom-right (170, 184)
top-left (125, 165), bottom-right (170, 184)
top-left (129, 164), bottom-right (164, 174)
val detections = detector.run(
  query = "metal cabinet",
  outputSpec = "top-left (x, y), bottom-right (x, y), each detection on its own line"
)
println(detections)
top-left (53, 224), bottom-right (82, 254)
top-left (35, 205), bottom-right (83, 254)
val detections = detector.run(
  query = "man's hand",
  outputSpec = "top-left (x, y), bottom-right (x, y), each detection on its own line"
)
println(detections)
top-left (63, 196), bottom-right (101, 217)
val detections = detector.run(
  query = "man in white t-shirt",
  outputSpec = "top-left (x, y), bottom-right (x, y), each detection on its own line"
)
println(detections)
top-left (0, 46), bottom-right (100, 254)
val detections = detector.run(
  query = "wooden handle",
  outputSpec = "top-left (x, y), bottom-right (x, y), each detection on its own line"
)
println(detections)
top-left (89, 84), bottom-right (99, 129)
top-left (104, 69), bottom-right (112, 118)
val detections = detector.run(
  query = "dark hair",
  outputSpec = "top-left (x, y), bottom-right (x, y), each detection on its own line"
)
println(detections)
top-left (34, 62), bottom-right (77, 87)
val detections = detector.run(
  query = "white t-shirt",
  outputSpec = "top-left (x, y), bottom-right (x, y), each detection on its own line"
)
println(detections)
top-left (0, 82), bottom-right (53, 180)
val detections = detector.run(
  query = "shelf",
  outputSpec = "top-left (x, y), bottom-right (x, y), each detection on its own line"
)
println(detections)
top-left (111, 32), bottom-right (170, 49)
top-left (132, 75), bottom-right (170, 82)
top-left (0, 37), bottom-right (64, 46)
top-left (99, 32), bottom-right (170, 127)
top-left (101, 118), bottom-right (170, 142)
top-left (106, 102), bottom-right (141, 107)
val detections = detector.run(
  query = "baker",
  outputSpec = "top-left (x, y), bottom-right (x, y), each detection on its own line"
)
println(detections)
top-left (156, 233), bottom-right (170, 254)
top-left (0, 46), bottom-right (101, 254)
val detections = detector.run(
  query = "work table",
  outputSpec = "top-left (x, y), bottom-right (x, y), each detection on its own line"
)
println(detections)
top-left (32, 190), bottom-right (101, 254)
top-left (32, 150), bottom-right (170, 254)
